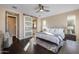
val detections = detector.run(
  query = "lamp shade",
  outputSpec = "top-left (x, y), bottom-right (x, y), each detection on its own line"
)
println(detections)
top-left (68, 26), bottom-right (74, 30)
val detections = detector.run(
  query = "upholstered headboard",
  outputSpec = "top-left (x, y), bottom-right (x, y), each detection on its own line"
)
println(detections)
top-left (47, 26), bottom-right (66, 33)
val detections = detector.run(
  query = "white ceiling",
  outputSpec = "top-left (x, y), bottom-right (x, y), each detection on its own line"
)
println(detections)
top-left (1, 4), bottom-right (79, 18)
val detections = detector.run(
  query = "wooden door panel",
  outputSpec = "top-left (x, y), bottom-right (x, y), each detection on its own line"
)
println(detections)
top-left (8, 16), bottom-right (16, 36)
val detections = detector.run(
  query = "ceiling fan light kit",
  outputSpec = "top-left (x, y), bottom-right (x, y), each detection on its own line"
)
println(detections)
top-left (35, 4), bottom-right (50, 13)
top-left (40, 9), bottom-right (43, 12)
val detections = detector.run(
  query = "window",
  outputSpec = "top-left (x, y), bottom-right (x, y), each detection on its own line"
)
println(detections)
top-left (67, 15), bottom-right (76, 34)
top-left (42, 20), bottom-right (47, 31)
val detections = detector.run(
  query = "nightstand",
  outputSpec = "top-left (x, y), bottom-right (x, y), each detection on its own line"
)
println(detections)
top-left (64, 34), bottom-right (76, 41)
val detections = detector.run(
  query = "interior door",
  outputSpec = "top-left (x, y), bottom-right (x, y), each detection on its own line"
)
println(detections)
top-left (8, 16), bottom-right (16, 36)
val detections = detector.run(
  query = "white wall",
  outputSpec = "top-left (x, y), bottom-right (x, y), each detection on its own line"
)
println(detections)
top-left (41, 9), bottom-right (79, 41)
top-left (0, 6), bottom-right (24, 40)
top-left (0, 6), bottom-right (5, 34)
top-left (37, 18), bottom-right (42, 32)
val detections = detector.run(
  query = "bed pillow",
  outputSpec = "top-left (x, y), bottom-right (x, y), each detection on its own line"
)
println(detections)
top-left (43, 27), bottom-right (50, 32)
top-left (54, 28), bottom-right (65, 39)
top-left (49, 29), bottom-right (55, 34)
top-left (49, 28), bottom-right (65, 39)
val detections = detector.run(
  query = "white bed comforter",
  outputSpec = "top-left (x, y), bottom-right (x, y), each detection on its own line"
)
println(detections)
top-left (36, 32), bottom-right (64, 45)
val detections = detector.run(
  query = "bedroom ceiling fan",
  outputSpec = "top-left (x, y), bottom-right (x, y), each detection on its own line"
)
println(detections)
top-left (35, 4), bottom-right (50, 13)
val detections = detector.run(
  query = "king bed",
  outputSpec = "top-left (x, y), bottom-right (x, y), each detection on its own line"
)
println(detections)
top-left (36, 27), bottom-right (65, 53)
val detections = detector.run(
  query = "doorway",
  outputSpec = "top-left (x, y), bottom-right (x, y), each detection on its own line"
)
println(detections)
top-left (5, 11), bottom-right (19, 38)
top-left (8, 16), bottom-right (16, 36)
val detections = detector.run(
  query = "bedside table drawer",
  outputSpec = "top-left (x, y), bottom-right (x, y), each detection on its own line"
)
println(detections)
top-left (64, 34), bottom-right (76, 41)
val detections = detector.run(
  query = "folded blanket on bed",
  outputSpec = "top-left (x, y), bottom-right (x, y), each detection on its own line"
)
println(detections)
top-left (37, 37), bottom-right (58, 46)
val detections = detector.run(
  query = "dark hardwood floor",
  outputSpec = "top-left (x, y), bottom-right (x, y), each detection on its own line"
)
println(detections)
top-left (2, 36), bottom-right (30, 54)
top-left (33, 44), bottom-right (54, 54)
top-left (2, 36), bottom-right (79, 54)
top-left (2, 36), bottom-right (56, 54)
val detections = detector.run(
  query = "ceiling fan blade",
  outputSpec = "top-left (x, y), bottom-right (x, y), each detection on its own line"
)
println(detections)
top-left (35, 4), bottom-right (42, 10)
top-left (36, 9), bottom-right (40, 13)
top-left (44, 9), bottom-right (50, 12)
top-left (35, 7), bottom-right (39, 10)
top-left (35, 4), bottom-right (50, 13)
top-left (39, 4), bottom-right (42, 7)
